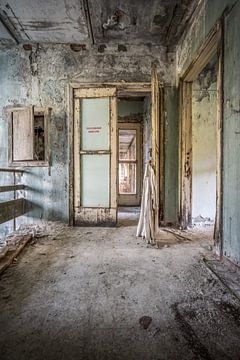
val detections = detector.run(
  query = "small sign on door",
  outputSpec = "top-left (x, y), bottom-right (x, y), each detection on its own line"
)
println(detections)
top-left (87, 126), bottom-right (102, 133)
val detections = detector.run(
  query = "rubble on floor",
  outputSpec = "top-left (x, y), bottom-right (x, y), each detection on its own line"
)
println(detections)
top-left (204, 258), bottom-right (240, 300)
top-left (192, 215), bottom-right (215, 227)
top-left (155, 226), bottom-right (214, 249)
top-left (0, 225), bottom-right (239, 360)
top-left (0, 222), bottom-right (69, 274)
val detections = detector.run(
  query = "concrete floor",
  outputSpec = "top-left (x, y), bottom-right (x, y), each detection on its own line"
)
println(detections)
top-left (0, 215), bottom-right (240, 360)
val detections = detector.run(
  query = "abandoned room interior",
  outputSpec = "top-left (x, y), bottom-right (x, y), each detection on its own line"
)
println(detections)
top-left (0, 0), bottom-right (240, 359)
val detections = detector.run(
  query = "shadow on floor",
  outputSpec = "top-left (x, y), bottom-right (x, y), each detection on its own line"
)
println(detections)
top-left (117, 207), bottom-right (140, 227)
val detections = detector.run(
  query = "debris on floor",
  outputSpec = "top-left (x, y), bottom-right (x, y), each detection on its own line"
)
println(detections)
top-left (0, 222), bottom-right (68, 274)
top-left (155, 226), bottom-right (215, 249)
top-left (0, 225), bottom-right (240, 360)
top-left (203, 258), bottom-right (240, 300)
top-left (0, 235), bottom-right (32, 275)
top-left (0, 239), bottom-right (8, 259)
top-left (192, 215), bottom-right (215, 228)
top-left (139, 316), bottom-right (152, 329)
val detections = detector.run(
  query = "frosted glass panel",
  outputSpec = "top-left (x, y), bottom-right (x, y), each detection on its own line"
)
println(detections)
top-left (81, 98), bottom-right (109, 150)
top-left (81, 155), bottom-right (109, 207)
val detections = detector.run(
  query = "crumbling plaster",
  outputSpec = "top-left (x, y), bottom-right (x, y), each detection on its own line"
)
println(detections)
top-left (0, 43), bottom-right (176, 234)
top-left (177, 0), bottom-right (240, 266)
top-left (192, 74), bottom-right (217, 221)
top-left (176, 0), bottom-right (236, 77)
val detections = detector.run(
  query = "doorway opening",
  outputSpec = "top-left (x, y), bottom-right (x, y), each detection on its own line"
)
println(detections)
top-left (70, 80), bottom-right (163, 229)
top-left (117, 96), bottom-right (152, 226)
top-left (192, 56), bottom-right (217, 228)
top-left (179, 24), bottom-right (222, 250)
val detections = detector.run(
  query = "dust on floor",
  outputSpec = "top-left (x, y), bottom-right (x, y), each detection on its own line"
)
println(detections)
top-left (0, 222), bottom-right (240, 360)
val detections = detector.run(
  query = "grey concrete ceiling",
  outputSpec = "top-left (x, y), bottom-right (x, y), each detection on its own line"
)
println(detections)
top-left (0, 0), bottom-right (197, 47)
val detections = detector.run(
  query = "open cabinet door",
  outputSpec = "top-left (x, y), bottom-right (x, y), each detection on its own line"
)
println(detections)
top-left (151, 63), bottom-right (164, 229)
top-left (73, 87), bottom-right (117, 226)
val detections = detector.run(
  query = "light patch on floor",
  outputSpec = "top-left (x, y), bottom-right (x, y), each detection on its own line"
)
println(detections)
top-left (0, 224), bottom-right (240, 360)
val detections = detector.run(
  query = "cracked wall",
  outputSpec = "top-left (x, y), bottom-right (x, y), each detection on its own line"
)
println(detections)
top-left (177, 0), bottom-right (240, 266)
top-left (192, 61), bottom-right (217, 221)
top-left (0, 43), bottom-right (176, 234)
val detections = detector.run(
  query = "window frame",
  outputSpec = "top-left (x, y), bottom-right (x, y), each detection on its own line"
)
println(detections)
top-left (8, 106), bottom-right (50, 167)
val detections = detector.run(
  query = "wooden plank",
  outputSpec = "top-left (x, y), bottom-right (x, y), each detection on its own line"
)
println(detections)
top-left (68, 85), bottom-right (74, 226)
top-left (0, 168), bottom-right (24, 173)
top-left (70, 82), bottom-right (151, 90)
top-left (73, 98), bottom-right (81, 210)
top-left (151, 63), bottom-right (160, 230)
top-left (43, 107), bottom-right (51, 164)
top-left (178, 81), bottom-right (183, 225)
top-left (0, 235), bottom-right (32, 275)
top-left (73, 83), bottom-right (151, 98)
top-left (180, 82), bottom-right (192, 229)
top-left (159, 86), bottom-right (165, 221)
top-left (0, 185), bottom-right (25, 193)
top-left (74, 87), bottom-right (117, 98)
top-left (214, 35), bottom-right (223, 255)
top-left (110, 97), bottom-right (117, 211)
top-left (12, 107), bottom-right (34, 161)
top-left (0, 198), bottom-right (26, 224)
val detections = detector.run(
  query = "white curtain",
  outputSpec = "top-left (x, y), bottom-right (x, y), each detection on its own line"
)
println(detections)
top-left (136, 161), bottom-right (157, 244)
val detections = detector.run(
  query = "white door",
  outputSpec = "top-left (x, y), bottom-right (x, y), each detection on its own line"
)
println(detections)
top-left (73, 87), bottom-right (117, 226)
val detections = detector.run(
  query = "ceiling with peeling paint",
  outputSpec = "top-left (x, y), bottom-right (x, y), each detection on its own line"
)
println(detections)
top-left (0, 0), bottom-right (198, 47)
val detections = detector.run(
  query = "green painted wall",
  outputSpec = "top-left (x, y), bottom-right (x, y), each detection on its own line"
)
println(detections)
top-left (222, 1), bottom-right (240, 266)
top-left (177, 0), bottom-right (236, 76)
top-left (118, 100), bottom-right (143, 119)
top-left (0, 43), bottom-right (173, 236)
top-left (192, 79), bottom-right (217, 221)
top-left (177, 0), bottom-right (240, 265)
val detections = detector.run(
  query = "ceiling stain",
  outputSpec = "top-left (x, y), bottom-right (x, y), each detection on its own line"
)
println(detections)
top-left (0, 0), bottom-right (198, 47)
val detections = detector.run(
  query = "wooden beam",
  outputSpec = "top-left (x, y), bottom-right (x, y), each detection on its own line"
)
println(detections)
top-left (0, 185), bottom-right (25, 193)
top-left (74, 87), bottom-right (117, 98)
top-left (0, 15), bottom-right (19, 44)
top-left (179, 82), bottom-right (192, 229)
top-left (0, 198), bottom-right (26, 224)
top-left (68, 85), bottom-right (74, 226)
top-left (0, 235), bottom-right (32, 275)
top-left (0, 168), bottom-right (24, 173)
top-left (214, 31), bottom-right (224, 256)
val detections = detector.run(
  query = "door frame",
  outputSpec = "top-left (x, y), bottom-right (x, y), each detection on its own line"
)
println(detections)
top-left (68, 82), bottom-right (166, 227)
top-left (117, 122), bottom-right (142, 206)
top-left (179, 22), bottom-right (223, 254)
top-left (72, 87), bottom-right (117, 226)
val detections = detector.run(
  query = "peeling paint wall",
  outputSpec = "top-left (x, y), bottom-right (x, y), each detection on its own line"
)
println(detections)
top-left (118, 99), bottom-right (143, 121)
top-left (177, 0), bottom-right (240, 265)
top-left (0, 43), bottom-right (175, 233)
top-left (192, 69), bottom-right (217, 221)
top-left (222, 1), bottom-right (240, 266)
top-left (177, 0), bottom-right (236, 77)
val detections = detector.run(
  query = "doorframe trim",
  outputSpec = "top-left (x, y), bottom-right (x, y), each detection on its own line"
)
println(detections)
top-left (178, 22), bottom-right (223, 255)
top-left (117, 122), bottom-right (142, 206)
top-left (68, 81), bottom-right (167, 226)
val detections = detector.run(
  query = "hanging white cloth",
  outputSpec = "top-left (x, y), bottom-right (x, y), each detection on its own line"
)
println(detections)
top-left (136, 161), bottom-right (157, 244)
